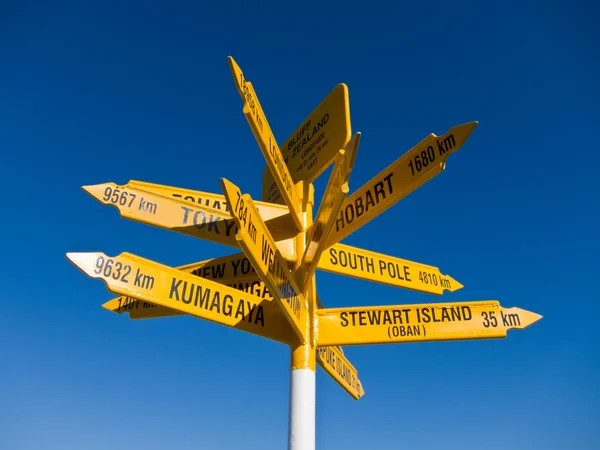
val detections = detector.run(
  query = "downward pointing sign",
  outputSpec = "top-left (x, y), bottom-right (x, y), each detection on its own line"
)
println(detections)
top-left (221, 178), bottom-right (308, 344)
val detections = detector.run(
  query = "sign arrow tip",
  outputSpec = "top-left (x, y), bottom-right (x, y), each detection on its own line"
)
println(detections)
top-left (509, 307), bottom-right (543, 329)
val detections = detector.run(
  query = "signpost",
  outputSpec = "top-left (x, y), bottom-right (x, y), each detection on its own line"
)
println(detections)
top-left (66, 56), bottom-right (542, 450)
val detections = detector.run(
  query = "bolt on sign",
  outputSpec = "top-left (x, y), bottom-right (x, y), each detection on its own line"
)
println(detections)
top-left (66, 55), bottom-right (542, 450)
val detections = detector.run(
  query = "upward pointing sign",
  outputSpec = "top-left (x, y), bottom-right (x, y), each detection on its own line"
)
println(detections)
top-left (228, 57), bottom-right (304, 231)
top-left (262, 83), bottom-right (352, 204)
top-left (301, 133), bottom-right (360, 286)
top-left (326, 122), bottom-right (478, 247)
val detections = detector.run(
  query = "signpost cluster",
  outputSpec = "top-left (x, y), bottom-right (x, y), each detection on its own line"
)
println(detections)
top-left (66, 56), bottom-right (542, 450)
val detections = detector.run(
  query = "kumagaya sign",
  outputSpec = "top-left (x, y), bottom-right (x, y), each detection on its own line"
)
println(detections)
top-left (66, 56), bottom-right (542, 450)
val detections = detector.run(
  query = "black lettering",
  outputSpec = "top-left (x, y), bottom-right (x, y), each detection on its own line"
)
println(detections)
top-left (169, 278), bottom-right (182, 300)
top-left (441, 307), bottom-right (450, 322)
top-left (231, 258), bottom-right (241, 276)
top-left (210, 291), bottom-right (221, 313)
top-left (223, 295), bottom-right (233, 316)
top-left (329, 248), bottom-right (338, 265)
top-left (367, 310), bottom-right (381, 325)
top-left (355, 197), bottom-right (364, 217)
top-left (339, 250), bottom-right (348, 267)
top-left (207, 215), bottom-right (220, 233)
top-left (349, 311), bottom-right (358, 326)
top-left (193, 211), bottom-right (206, 229)
top-left (224, 219), bottom-right (236, 236)
top-left (341, 312), bottom-right (348, 327)
top-left (234, 299), bottom-right (246, 320)
top-left (383, 310), bottom-right (392, 325)
top-left (344, 204), bottom-right (355, 225)
top-left (365, 257), bottom-right (374, 273)
top-left (365, 190), bottom-right (375, 210)
top-left (451, 307), bottom-right (461, 321)
top-left (194, 286), bottom-right (211, 308)
top-left (181, 281), bottom-right (194, 304)
top-left (383, 173), bottom-right (394, 195)
top-left (359, 311), bottom-right (366, 326)
top-left (335, 213), bottom-right (345, 231)
top-left (374, 181), bottom-right (386, 204)
top-left (255, 305), bottom-right (265, 326)
top-left (462, 306), bottom-right (472, 321)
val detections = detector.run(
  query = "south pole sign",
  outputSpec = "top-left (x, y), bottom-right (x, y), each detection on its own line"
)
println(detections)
top-left (66, 56), bottom-right (542, 450)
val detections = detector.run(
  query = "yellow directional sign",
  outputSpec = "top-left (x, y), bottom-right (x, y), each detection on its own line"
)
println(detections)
top-left (128, 179), bottom-right (291, 222)
top-left (318, 243), bottom-right (462, 295)
top-left (177, 252), bottom-right (262, 282)
top-left (316, 301), bottom-right (542, 346)
top-left (222, 178), bottom-right (307, 343)
top-left (262, 83), bottom-right (352, 203)
top-left (104, 274), bottom-right (273, 320)
top-left (301, 133), bottom-right (359, 285)
top-left (105, 252), bottom-right (273, 319)
top-left (83, 182), bottom-right (296, 260)
top-left (316, 346), bottom-right (364, 400)
top-left (66, 251), bottom-right (296, 344)
top-left (104, 296), bottom-right (183, 319)
top-left (325, 122), bottom-right (478, 247)
top-left (228, 57), bottom-right (304, 230)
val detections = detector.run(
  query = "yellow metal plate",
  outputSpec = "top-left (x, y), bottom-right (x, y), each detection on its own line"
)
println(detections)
top-left (104, 276), bottom-right (272, 319)
top-left (222, 178), bottom-right (307, 344)
top-left (128, 179), bottom-right (291, 222)
top-left (317, 301), bottom-right (542, 346)
top-left (301, 133), bottom-right (360, 286)
top-left (228, 57), bottom-right (303, 230)
top-left (316, 346), bottom-right (364, 400)
top-left (66, 251), bottom-right (296, 344)
top-left (104, 252), bottom-right (273, 319)
top-left (325, 122), bottom-right (478, 247)
top-left (318, 243), bottom-right (462, 295)
top-left (262, 83), bottom-right (352, 203)
top-left (83, 182), bottom-right (296, 261)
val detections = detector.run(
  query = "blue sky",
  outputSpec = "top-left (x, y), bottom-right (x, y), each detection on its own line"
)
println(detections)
top-left (1, 1), bottom-right (598, 449)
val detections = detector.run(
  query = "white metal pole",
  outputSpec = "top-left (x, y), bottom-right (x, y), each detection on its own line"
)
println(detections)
top-left (288, 368), bottom-right (316, 450)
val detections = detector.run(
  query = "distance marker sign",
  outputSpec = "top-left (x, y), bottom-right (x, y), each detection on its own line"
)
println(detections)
top-left (316, 301), bottom-right (542, 346)
top-left (83, 182), bottom-right (296, 261)
top-left (127, 179), bottom-right (292, 222)
top-left (228, 57), bottom-right (304, 231)
top-left (222, 178), bottom-right (308, 343)
top-left (66, 252), bottom-right (296, 345)
top-left (317, 243), bottom-right (462, 296)
top-left (326, 122), bottom-right (478, 247)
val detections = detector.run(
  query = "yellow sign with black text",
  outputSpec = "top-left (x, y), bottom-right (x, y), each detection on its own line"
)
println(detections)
top-left (262, 83), bottom-right (352, 203)
top-left (222, 178), bottom-right (307, 343)
top-left (228, 57), bottom-right (304, 230)
top-left (326, 122), bottom-right (478, 247)
top-left (316, 301), bottom-right (542, 346)
top-left (318, 243), bottom-right (462, 295)
top-left (316, 345), bottom-right (364, 400)
top-left (83, 182), bottom-right (296, 260)
top-left (128, 179), bottom-right (291, 222)
top-left (66, 252), bottom-right (296, 344)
